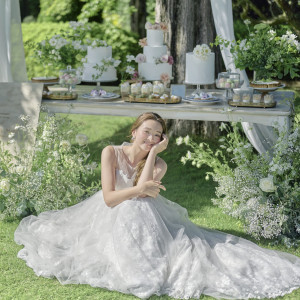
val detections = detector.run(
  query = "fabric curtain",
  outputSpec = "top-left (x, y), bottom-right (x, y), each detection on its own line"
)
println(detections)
top-left (210, 0), bottom-right (277, 154)
top-left (0, 0), bottom-right (27, 82)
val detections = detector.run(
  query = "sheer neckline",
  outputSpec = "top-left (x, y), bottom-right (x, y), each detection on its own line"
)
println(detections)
top-left (121, 143), bottom-right (138, 169)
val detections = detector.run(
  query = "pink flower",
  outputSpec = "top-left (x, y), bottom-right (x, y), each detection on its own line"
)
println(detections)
top-left (160, 73), bottom-right (170, 83)
top-left (138, 38), bottom-right (147, 47)
top-left (159, 22), bottom-right (168, 32)
top-left (152, 24), bottom-right (161, 30)
top-left (160, 54), bottom-right (169, 63)
top-left (168, 55), bottom-right (174, 65)
top-left (132, 71), bottom-right (139, 80)
top-left (135, 53), bottom-right (146, 63)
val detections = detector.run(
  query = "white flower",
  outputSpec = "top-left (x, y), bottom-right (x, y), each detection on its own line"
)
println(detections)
top-left (183, 135), bottom-right (190, 145)
top-left (187, 151), bottom-right (192, 159)
top-left (126, 55), bottom-right (135, 62)
top-left (244, 19), bottom-right (251, 26)
top-left (259, 175), bottom-right (276, 193)
top-left (145, 22), bottom-right (152, 30)
top-left (193, 44), bottom-right (211, 61)
top-left (8, 132), bottom-right (15, 139)
top-left (135, 53), bottom-right (146, 63)
top-left (176, 137), bottom-right (183, 145)
top-left (52, 151), bottom-right (60, 160)
top-left (126, 66), bottom-right (135, 74)
top-left (46, 158), bottom-right (52, 163)
top-left (114, 59), bottom-right (121, 67)
top-left (60, 140), bottom-right (71, 151)
top-left (0, 179), bottom-right (10, 192)
top-left (76, 134), bottom-right (88, 146)
top-left (15, 165), bottom-right (25, 174)
top-left (205, 174), bottom-right (210, 181)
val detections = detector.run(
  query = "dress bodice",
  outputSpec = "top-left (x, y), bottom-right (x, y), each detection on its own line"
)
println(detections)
top-left (113, 143), bottom-right (136, 190)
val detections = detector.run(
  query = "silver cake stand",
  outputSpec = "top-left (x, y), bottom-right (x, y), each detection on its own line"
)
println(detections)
top-left (184, 80), bottom-right (215, 97)
top-left (82, 78), bottom-right (118, 88)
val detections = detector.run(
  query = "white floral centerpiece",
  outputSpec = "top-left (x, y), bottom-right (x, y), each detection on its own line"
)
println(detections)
top-left (193, 44), bottom-right (212, 61)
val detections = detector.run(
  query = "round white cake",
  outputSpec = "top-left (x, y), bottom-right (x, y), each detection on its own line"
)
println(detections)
top-left (185, 52), bottom-right (215, 85)
top-left (147, 30), bottom-right (164, 46)
top-left (143, 46), bottom-right (168, 64)
top-left (82, 45), bottom-right (117, 81)
top-left (138, 63), bottom-right (172, 81)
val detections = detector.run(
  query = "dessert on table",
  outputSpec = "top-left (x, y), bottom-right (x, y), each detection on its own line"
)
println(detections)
top-left (82, 40), bottom-right (119, 82)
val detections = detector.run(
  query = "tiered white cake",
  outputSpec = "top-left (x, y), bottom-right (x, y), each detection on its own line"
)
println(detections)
top-left (138, 29), bottom-right (172, 81)
top-left (82, 46), bottom-right (117, 81)
top-left (185, 44), bottom-right (215, 85)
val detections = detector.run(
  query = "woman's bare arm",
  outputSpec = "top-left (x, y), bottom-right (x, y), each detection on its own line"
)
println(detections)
top-left (101, 146), bottom-right (165, 207)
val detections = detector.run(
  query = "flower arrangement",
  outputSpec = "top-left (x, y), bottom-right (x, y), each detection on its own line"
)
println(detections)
top-left (0, 112), bottom-right (101, 220)
top-left (119, 54), bottom-right (142, 82)
top-left (213, 22), bottom-right (300, 80)
top-left (177, 120), bottom-right (300, 247)
top-left (193, 44), bottom-right (212, 61)
top-left (88, 39), bottom-right (108, 48)
top-left (139, 38), bottom-right (148, 47)
top-left (145, 21), bottom-right (168, 32)
top-left (27, 22), bottom-right (88, 74)
top-left (154, 54), bottom-right (174, 65)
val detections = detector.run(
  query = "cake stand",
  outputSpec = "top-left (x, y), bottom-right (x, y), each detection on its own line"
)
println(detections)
top-left (82, 78), bottom-right (118, 90)
top-left (183, 81), bottom-right (215, 98)
top-left (252, 84), bottom-right (285, 97)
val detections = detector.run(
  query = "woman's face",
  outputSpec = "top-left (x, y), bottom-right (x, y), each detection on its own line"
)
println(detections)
top-left (133, 119), bottom-right (163, 151)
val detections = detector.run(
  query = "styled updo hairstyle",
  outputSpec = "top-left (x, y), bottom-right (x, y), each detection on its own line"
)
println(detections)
top-left (130, 112), bottom-right (167, 186)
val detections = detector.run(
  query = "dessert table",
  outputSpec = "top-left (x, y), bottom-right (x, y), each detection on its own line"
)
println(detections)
top-left (42, 85), bottom-right (293, 133)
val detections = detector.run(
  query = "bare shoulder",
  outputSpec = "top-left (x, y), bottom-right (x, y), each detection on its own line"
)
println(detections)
top-left (101, 145), bottom-right (116, 164)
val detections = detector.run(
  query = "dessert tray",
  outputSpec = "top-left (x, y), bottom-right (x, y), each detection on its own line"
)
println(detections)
top-left (81, 92), bottom-right (120, 101)
top-left (228, 101), bottom-right (276, 108)
top-left (42, 91), bottom-right (78, 100)
top-left (123, 95), bottom-right (181, 104)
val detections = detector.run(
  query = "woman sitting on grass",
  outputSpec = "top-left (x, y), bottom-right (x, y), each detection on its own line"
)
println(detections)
top-left (15, 112), bottom-right (300, 299)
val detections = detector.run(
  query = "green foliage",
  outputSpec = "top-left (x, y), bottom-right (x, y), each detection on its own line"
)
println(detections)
top-left (0, 113), bottom-right (101, 221)
top-left (38, 0), bottom-right (83, 22)
top-left (178, 119), bottom-right (300, 247)
top-left (213, 22), bottom-right (300, 80)
top-left (22, 22), bottom-right (138, 79)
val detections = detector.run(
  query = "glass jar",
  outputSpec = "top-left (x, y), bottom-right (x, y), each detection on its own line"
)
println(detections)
top-left (59, 65), bottom-right (81, 92)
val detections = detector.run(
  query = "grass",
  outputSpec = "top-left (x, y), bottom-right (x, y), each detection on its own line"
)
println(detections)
top-left (1, 90), bottom-right (300, 300)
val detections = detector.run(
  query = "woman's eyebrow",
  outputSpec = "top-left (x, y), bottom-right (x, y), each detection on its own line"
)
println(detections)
top-left (144, 127), bottom-right (162, 133)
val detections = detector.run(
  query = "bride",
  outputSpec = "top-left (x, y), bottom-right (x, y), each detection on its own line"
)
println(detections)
top-left (15, 112), bottom-right (300, 299)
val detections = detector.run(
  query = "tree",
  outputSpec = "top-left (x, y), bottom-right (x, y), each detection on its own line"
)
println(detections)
top-left (130, 0), bottom-right (147, 38)
top-left (233, 0), bottom-right (300, 37)
top-left (155, 0), bottom-right (222, 137)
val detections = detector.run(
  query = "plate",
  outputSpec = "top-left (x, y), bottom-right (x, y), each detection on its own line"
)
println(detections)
top-left (252, 84), bottom-right (285, 92)
top-left (183, 97), bottom-right (222, 105)
top-left (81, 93), bottom-right (120, 101)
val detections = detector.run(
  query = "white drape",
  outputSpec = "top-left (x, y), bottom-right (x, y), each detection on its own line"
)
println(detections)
top-left (0, 0), bottom-right (27, 82)
top-left (210, 0), bottom-right (277, 154)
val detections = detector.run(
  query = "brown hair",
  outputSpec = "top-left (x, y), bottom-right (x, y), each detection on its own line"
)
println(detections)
top-left (130, 112), bottom-right (167, 186)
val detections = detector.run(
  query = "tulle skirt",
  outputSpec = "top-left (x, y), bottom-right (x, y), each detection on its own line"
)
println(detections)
top-left (15, 191), bottom-right (300, 299)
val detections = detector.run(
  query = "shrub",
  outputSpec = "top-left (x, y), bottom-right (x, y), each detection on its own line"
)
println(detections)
top-left (0, 112), bottom-right (101, 221)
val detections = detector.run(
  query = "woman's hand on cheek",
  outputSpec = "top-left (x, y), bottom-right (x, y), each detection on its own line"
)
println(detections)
top-left (151, 134), bottom-right (168, 155)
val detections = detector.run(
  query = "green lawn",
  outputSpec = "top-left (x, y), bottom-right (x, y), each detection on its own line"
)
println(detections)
top-left (1, 90), bottom-right (300, 300)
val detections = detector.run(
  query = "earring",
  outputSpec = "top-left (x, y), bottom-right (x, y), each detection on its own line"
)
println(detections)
top-left (132, 136), bottom-right (135, 140)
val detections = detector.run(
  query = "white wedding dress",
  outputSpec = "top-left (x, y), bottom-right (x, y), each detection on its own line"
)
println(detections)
top-left (15, 144), bottom-right (300, 299)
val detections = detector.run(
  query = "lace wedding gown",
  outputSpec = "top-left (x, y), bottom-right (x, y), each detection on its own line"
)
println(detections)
top-left (15, 144), bottom-right (300, 300)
